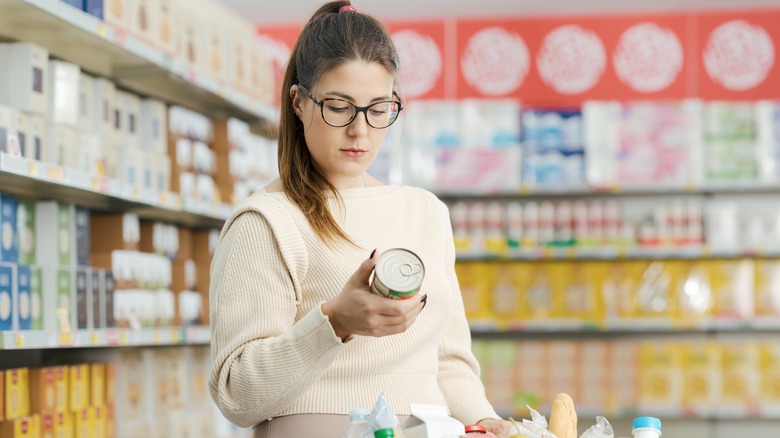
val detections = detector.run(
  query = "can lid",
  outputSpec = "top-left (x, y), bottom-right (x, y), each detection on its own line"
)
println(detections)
top-left (464, 424), bottom-right (488, 433)
top-left (374, 427), bottom-right (395, 438)
top-left (348, 408), bottom-right (368, 422)
top-left (375, 248), bottom-right (425, 292)
top-left (632, 416), bottom-right (662, 432)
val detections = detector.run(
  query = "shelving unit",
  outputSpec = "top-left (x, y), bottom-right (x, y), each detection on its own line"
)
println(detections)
top-left (0, 152), bottom-right (230, 227)
top-left (0, 0), bottom-right (276, 124)
top-left (0, 326), bottom-right (210, 350)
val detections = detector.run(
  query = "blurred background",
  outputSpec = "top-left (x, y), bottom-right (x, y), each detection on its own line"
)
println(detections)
top-left (1, 0), bottom-right (780, 437)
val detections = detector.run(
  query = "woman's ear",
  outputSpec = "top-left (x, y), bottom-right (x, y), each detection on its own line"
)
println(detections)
top-left (290, 85), bottom-right (303, 117)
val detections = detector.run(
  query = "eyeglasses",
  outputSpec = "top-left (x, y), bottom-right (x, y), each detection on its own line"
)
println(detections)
top-left (297, 84), bottom-right (403, 129)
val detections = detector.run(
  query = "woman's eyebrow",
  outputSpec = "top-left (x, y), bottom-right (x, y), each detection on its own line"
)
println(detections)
top-left (324, 90), bottom-right (393, 103)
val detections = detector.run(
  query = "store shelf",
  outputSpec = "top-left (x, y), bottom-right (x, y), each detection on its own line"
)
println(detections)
top-left (498, 407), bottom-right (780, 422)
top-left (0, 0), bottom-right (277, 124)
top-left (0, 325), bottom-right (210, 350)
top-left (456, 246), bottom-right (780, 262)
top-left (470, 318), bottom-right (780, 336)
top-left (0, 152), bottom-right (230, 227)
top-left (436, 182), bottom-right (780, 199)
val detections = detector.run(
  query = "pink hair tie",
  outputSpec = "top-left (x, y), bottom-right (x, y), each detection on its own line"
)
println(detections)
top-left (339, 5), bottom-right (357, 13)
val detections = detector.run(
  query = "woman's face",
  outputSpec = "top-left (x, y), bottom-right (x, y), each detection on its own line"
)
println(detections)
top-left (294, 60), bottom-right (395, 188)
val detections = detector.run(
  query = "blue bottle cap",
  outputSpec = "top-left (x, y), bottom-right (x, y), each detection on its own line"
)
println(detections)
top-left (633, 416), bottom-right (662, 431)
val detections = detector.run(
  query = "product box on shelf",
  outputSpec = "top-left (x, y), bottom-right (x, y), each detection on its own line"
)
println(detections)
top-left (250, 45), bottom-right (274, 105)
top-left (759, 341), bottom-right (780, 410)
top-left (139, 98), bottom-right (167, 154)
top-left (514, 341), bottom-right (548, 408)
top-left (92, 77), bottom-right (116, 145)
top-left (29, 265), bottom-right (42, 330)
top-left (204, 2), bottom-right (228, 84)
top-left (0, 43), bottom-right (48, 115)
top-left (0, 104), bottom-right (16, 155)
top-left (41, 266), bottom-right (74, 331)
top-left (75, 407), bottom-right (93, 438)
top-left (84, 0), bottom-right (104, 19)
top-left (226, 20), bottom-right (253, 94)
top-left (0, 262), bottom-right (15, 331)
top-left (156, 0), bottom-right (175, 54)
top-left (1, 193), bottom-right (19, 263)
top-left (129, 0), bottom-right (158, 45)
top-left (35, 201), bottom-right (74, 267)
top-left (26, 113), bottom-right (45, 161)
top-left (577, 340), bottom-right (609, 411)
top-left (76, 266), bottom-right (89, 330)
top-left (122, 91), bottom-right (141, 151)
top-left (12, 110), bottom-right (29, 159)
top-left (103, 0), bottom-right (130, 30)
top-left (16, 264), bottom-right (31, 330)
top-left (0, 414), bottom-right (39, 438)
top-left (17, 199), bottom-right (36, 266)
top-left (69, 364), bottom-right (90, 413)
top-left (5, 367), bottom-right (31, 421)
top-left (62, 0), bottom-right (85, 8)
top-left (638, 342), bottom-right (683, 411)
top-left (90, 362), bottom-right (106, 407)
top-left (0, 367), bottom-right (3, 422)
top-left (45, 123), bottom-right (78, 166)
top-left (47, 60), bottom-right (81, 128)
top-left (754, 259), bottom-right (780, 319)
top-left (681, 342), bottom-right (721, 412)
top-left (75, 207), bottom-right (91, 266)
top-left (90, 268), bottom-right (102, 329)
top-left (104, 270), bottom-right (115, 328)
top-left (178, 6), bottom-right (205, 74)
top-left (607, 341), bottom-right (638, 414)
top-left (720, 341), bottom-right (760, 414)
top-left (79, 73), bottom-right (96, 135)
top-left (29, 367), bottom-right (64, 414)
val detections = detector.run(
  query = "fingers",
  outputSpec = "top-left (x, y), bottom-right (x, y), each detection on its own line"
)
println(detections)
top-left (347, 249), bottom-right (378, 289)
top-left (375, 293), bottom-right (427, 317)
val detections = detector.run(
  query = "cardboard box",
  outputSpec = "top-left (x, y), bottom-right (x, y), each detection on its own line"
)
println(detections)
top-left (16, 264), bottom-right (31, 330)
top-left (16, 199), bottom-right (36, 265)
top-left (0, 262), bottom-right (16, 331)
top-left (29, 367), bottom-right (60, 414)
top-left (69, 365), bottom-right (90, 413)
top-left (76, 267), bottom-right (89, 330)
top-left (156, 0), bottom-right (175, 54)
top-left (192, 229), bottom-right (218, 263)
top-left (0, 415), bottom-right (39, 438)
top-left (103, 0), bottom-right (130, 30)
top-left (403, 404), bottom-right (464, 438)
top-left (47, 60), bottom-right (81, 127)
top-left (89, 213), bottom-right (140, 252)
top-left (41, 266), bottom-right (74, 331)
top-left (5, 368), bottom-right (30, 421)
top-left (0, 43), bottom-right (48, 115)
top-left (75, 408), bottom-right (93, 438)
top-left (29, 265), bottom-right (43, 330)
top-left (139, 98), bottom-right (167, 154)
top-left (90, 363), bottom-right (106, 407)
top-left (12, 109), bottom-right (29, 158)
top-left (35, 201), bottom-right (74, 266)
top-left (1, 193), bottom-right (19, 263)
top-left (26, 113), bottom-right (45, 161)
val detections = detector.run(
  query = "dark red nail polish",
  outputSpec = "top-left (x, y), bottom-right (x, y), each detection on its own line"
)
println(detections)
top-left (370, 248), bottom-right (377, 259)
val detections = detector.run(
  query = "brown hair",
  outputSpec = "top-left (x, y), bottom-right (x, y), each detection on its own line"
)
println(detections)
top-left (278, 1), bottom-right (400, 245)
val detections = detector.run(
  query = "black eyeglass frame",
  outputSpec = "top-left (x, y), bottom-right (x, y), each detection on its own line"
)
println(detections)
top-left (297, 84), bottom-right (403, 129)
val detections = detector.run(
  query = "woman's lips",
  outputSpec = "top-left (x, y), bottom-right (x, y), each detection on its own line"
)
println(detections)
top-left (340, 148), bottom-right (367, 158)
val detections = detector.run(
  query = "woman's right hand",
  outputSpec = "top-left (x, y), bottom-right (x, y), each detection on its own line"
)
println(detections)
top-left (321, 251), bottom-right (427, 340)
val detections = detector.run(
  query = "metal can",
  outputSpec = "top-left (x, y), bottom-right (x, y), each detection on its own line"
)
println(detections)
top-left (370, 248), bottom-right (425, 300)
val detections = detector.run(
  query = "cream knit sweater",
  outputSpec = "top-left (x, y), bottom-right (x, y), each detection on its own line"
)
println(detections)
top-left (208, 185), bottom-right (499, 428)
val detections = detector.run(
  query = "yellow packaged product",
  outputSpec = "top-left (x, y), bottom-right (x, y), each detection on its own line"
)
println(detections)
top-left (720, 341), bottom-right (760, 412)
top-left (754, 259), bottom-right (780, 319)
top-left (484, 341), bottom-right (517, 413)
top-left (709, 259), bottom-right (754, 320)
top-left (524, 262), bottom-right (554, 322)
top-left (638, 342), bottom-right (683, 411)
top-left (455, 262), bottom-right (492, 325)
top-left (513, 341), bottom-right (547, 410)
top-left (607, 341), bottom-right (638, 415)
top-left (599, 261), bottom-right (637, 324)
top-left (673, 261), bottom-right (713, 327)
top-left (69, 364), bottom-right (90, 412)
top-left (488, 263), bottom-right (524, 328)
top-left (634, 261), bottom-right (674, 324)
top-left (5, 368), bottom-right (30, 421)
top-left (759, 341), bottom-right (780, 409)
top-left (682, 341), bottom-right (720, 413)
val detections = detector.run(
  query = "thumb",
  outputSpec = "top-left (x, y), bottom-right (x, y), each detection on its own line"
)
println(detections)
top-left (348, 249), bottom-right (378, 288)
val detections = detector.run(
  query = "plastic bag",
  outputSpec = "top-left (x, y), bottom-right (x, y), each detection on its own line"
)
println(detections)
top-left (509, 406), bottom-right (559, 438)
top-left (579, 416), bottom-right (614, 438)
top-left (364, 392), bottom-right (399, 438)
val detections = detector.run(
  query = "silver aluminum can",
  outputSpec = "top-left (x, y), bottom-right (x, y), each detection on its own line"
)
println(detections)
top-left (370, 248), bottom-right (425, 300)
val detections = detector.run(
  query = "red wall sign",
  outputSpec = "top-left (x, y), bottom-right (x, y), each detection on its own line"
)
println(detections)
top-left (696, 10), bottom-right (780, 100)
top-left (386, 21), bottom-right (449, 100)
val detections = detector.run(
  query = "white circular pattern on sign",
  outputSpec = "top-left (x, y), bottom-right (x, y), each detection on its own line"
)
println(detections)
top-left (461, 27), bottom-right (530, 96)
top-left (393, 30), bottom-right (442, 98)
top-left (613, 22), bottom-right (684, 93)
top-left (704, 20), bottom-right (775, 91)
top-left (537, 25), bottom-right (607, 95)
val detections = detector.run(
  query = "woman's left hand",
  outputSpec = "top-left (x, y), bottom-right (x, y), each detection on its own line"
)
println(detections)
top-left (476, 418), bottom-right (515, 438)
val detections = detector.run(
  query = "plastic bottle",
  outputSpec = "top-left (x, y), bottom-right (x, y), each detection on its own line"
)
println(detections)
top-left (632, 416), bottom-right (662, 438)
top-left (339, 409), bottom-right (369, 438)
top-left (374, 427), bottom-right (395, 438)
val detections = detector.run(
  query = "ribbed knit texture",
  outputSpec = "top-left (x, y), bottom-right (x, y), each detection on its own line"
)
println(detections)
top-left (208, 185), bottom-right (499, 429)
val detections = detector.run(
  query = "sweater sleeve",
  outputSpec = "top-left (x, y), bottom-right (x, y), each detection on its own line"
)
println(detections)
top-left (208, 211), bottom-right (346, 428)
top-left (435, 201), bottom-right (501, 425)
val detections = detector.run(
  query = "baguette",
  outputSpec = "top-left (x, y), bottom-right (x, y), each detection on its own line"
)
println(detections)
top-left (548, 392), bottom-right (577, 438)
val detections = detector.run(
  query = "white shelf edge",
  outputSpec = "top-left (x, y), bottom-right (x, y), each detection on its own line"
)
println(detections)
top-left (470, 318), bottom-right (780, 334)
top-left (1, 326), bottom-right (210, 350)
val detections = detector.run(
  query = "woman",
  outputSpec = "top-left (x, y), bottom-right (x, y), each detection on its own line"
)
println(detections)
top-left (208, 2), bottom-right (514, 437)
